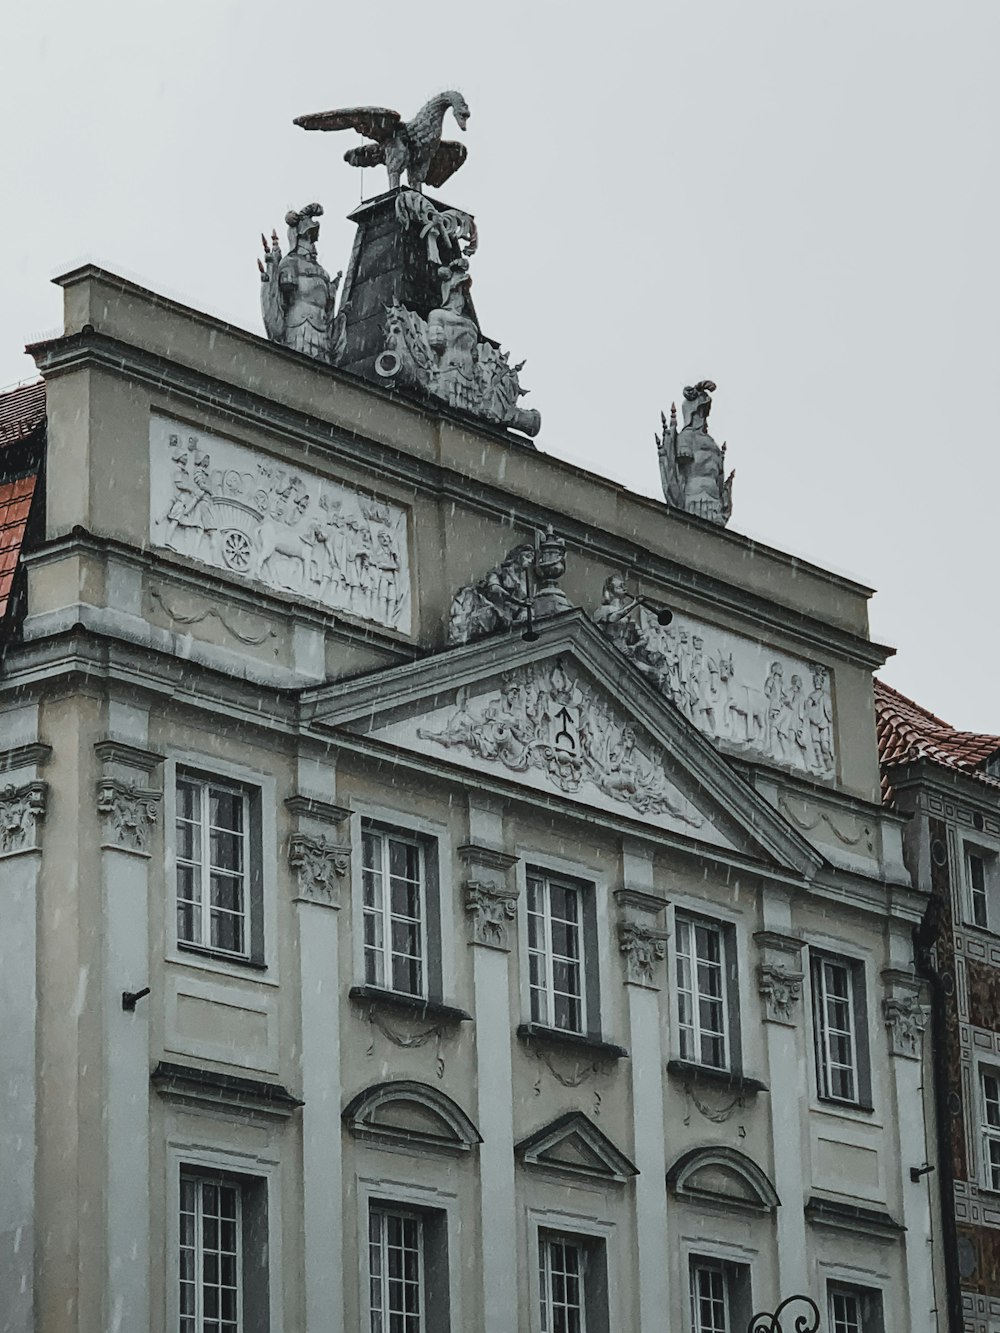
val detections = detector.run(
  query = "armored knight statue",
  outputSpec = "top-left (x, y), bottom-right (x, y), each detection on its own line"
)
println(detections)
top-left (294, 91), bottom-right (470, 194)
top-left (656, 380), bottom-right (735, 526)
top-left (258, 204), bottom-right (346, 364)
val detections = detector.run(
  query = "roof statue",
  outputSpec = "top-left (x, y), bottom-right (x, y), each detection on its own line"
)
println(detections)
top-left (656, 380), bottom-right (735, 526)
top-left (294, 91), bottom-right (471, 194)
top-left (258, 204), bottom-right (346, 364)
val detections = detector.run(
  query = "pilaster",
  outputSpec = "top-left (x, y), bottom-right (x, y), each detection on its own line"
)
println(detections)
top-left (463, 798), bottom-right (519, 1333)
top-left (754, 927), bottom-right (808, 1295)
top-left (96, 733), bottom-right (162, 1333)
top-left (0, 737), bottom-right (50, 1333)
top-left (288, 783), bottom-right (348, 1333)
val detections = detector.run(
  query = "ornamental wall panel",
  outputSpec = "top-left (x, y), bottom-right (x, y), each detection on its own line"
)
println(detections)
top-left (149, 415), bottom-right (412, 633)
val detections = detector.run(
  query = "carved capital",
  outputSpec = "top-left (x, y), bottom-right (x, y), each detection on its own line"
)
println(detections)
top-left (757, 962), bottom-right (804, 1025)
top-left (618, 920), bottom-right (669, 988)
top-left (464, 879), bottom-right (520, 950)
top-left (882, 969), bottom-right (928, 1059)
top-left (0, 780), bottom-right (47, 856)
top-left (96, 778), bottom-right (161, 854)
top-left (289, 832), bottom-right (349, 907)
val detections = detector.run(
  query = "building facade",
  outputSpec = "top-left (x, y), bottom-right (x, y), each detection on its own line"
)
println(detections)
top-left (0, 107), bottom-right (944, 1333)
top-left (876, 682), bottom-right (1000, 1332)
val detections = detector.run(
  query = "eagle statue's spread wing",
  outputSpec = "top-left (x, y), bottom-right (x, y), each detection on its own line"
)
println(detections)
top-left (424, 140), bottom-right (468, 190)
top-left (293, 106), bottom-right (401, 142)
top-left (344, 141), bottom-right (387, 169)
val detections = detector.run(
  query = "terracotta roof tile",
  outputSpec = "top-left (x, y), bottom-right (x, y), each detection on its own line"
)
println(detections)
top-left (874, 677), bottom-right (1000, 803)
top-left (0, 381), bottom-right (45, 448)
top-left (0, 474), bottom-right (37, 620)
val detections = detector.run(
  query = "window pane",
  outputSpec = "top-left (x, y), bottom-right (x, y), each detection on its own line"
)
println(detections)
top-left (209, 787), bottom-right (243, 834)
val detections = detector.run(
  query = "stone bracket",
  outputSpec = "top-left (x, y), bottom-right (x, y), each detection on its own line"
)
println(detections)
top-left (94, 740), bottom-right (164, 856)
top-left (754, 930), bottom-right (805, 1025)
top-left (615, 888), bottom-right (669, 989)
top-left (882, 968), bottom-right (928, 1060)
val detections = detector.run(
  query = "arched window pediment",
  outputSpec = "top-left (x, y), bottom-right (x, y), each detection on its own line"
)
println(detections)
top-left (342, 1080), bottom-right (481, 1157)
top-left (667, 1145), bottom-right (780, 1214)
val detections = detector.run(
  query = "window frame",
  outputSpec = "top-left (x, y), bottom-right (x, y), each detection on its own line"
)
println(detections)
top-left (687, 1253), bottom-right (752, 1333)
top-left (809, 949), bottom-right (872, 1111)
top-left (539, 1232), bottom-right (588, 1333)
top-left (361, 1190), bottom-right (454, 1333)
top-left (980, 1064), bottom-right (1000, 1192)
top-left (368, 1205), bottom-right (426, 1333)
top-left (361, 824), bottom-right (430, 998)
top-left (527, 869), bottom-right (590, 1036)
top-left (175, 770), bottom-right (254, 961)
top-left (164, 754), bottom-right (274, 979)
top-left (180, 1171), bottom-right (244, 1333)
top-left (532, 1222), bottom-right (610, 1333)
top-left (965, 841), bottom-right (1000, 931)
top-left (674, 912), bottom-right (739, 1072)
top-left (826, 1282), bottom-right (885, 1333)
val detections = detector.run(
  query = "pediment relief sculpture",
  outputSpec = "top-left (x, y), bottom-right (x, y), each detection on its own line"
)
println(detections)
top-left (516, 1111), bottom-right (638, 1184)
top-left (342, 1079), bottom-right (481, 1157)
top-left (149, 417), bottom-right (411, 633)
top-left (667, 1145), bottom-right (780, 1214)
top-left (593, 575), bottom-right (835, 779)
top-left (405, 658), bottom-right (710, 837)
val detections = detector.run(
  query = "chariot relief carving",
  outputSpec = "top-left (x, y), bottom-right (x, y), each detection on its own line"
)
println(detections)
top-left (149, 417), bottom-right (411, 633)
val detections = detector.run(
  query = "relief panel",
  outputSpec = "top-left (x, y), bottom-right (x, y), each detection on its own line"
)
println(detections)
top-left (149, 415), bottom-right (411, 633)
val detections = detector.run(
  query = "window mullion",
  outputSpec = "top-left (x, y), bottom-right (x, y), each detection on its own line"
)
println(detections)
top-left (380, 832), bottom-right (392, 989)
top-left (820, 964), bottom-right (834, 1098)
top-left (544, 881), bottom-right (555, 1028)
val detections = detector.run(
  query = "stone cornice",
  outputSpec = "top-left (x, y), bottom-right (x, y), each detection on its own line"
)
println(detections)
top-left (0, 742), bottom-right (52, 773)
top-left (150, 1060), bottom-right (303, 1120)
top-left (457, 842), bottom-right (520, 871)
top-left (27, 323), bottom-right (890, 672)
top-left (285, 794), bottom-right (352, 826)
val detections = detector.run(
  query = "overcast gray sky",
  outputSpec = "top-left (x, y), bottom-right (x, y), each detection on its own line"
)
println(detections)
top-left (4, 2), bottom-right (997, 729)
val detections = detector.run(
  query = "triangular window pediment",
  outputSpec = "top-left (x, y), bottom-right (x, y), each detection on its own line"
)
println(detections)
top-left (517, 1112), bottom-right (638, 1184)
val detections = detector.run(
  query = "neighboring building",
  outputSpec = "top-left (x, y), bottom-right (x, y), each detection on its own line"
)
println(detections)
top-left (876, 681), bottom-right (1000, 1333)
top-left (0, 98), bottom-right (941, 1333)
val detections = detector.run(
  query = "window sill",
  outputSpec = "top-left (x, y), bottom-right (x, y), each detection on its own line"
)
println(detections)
top-left (176, 941), bottom-right (268, 972)
top-left (666, 1059), bottom-right (767, 1095)
top-left (349, 986), bottom-right (472, 1026)
top-left (517, 1023), bottom-right (628, 1062)
top-left (816, 1093), bottom-right (875, 1116)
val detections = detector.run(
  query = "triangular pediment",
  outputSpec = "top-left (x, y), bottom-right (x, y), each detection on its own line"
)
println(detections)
top-left (517, 1111), bottom-right (638, 1184)
top-left (302, 612), bottom-right (822, 877)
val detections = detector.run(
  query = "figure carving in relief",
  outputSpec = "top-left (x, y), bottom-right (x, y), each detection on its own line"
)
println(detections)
top-left (447, 543), bottom-right (535, 644)
top-left (656, 381), bottom-right (735, 526)
top-left (427, 259), bottom-right (480, 413)
top-left (154, 429), bottom-right (408, 631)
top-left (417, 661), bottom-right (703, 828)
top-left (258, 204), bottom-right (345, 364)
top-left (591, 574), bottom-right (836, 778)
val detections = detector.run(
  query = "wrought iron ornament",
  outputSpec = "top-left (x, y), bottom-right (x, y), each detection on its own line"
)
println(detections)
top-left (748, 1294), bottom-right (821, 1333)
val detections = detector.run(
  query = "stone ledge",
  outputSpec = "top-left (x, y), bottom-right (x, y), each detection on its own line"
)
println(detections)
top-left (517, 1023), bottom-right (628, 1062)
top-left (666, 1059), bottom-right (767, 1096)
top-left (349, 985), bottom-right (471, 1026)
top-left (151, 1060), bottom-right (302, 1120)
top-left (804, 1195), bottom-right (904, 1240)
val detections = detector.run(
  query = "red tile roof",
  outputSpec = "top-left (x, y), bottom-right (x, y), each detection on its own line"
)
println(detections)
top-left (874, 677), bottom-right (1000, 802)
top-left (0, 474), bottom-right (37, 620)
top-left (0, 381), bottom-right (45, 449)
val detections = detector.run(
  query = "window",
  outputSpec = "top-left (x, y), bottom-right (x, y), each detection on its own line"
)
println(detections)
top-left (982, 1069), bottom-right (1000, 1190)
top-left (689, 1257), bottom-right (751, 1333)
top-left (966, 845), bottom-right (999, 929)
top-left (537, 1231), bottom-right (609, 1333)
top-left (527, 872), bottom-right (589, 1034)
top-left (362, 827), bottom-right (427, 996)
top-left (827, 1285), bottom-right (884, 1333)
top-left (176, 773), bottom-right (256, 959)
top-left (675, 915), bottom-right (732, 1069)
top-left (369, 1208), bottom-right (423, 1333)
top-left (811, 952), bottom-right (870, 1107)
top-left (539, 1235), bottom-right (586, 1333)
top-left (179, 1171), bottom-right (268, 1333)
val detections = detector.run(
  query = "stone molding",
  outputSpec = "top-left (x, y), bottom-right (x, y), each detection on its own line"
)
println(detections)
top-left (882, 968), bottom-right (928, 1060)
top-left (0, 780), bottom-right (47, 857)
top-left (614, 888), bottom-right (669, 989)
top-left (94, 740), bottom-right (164, 856)
top-left (285, 792), bottom-right (351, 907)
top-left (0, 741), bottom-right (52, 774)
top-left (459, 841), bottom-right (520, 950)
top-left (754, 930), bottom-right (805, 1025)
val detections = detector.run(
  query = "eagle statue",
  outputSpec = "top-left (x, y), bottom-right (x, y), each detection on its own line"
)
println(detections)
top-left (294, 91), bottom-right (471, 194)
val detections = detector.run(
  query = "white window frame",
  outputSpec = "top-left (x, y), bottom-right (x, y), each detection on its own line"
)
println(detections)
top-left (368, 1205), bottom-right (426, 1333)
top-left (361, 824), bottom-right (428, 998)
top-left (527, 870), bottom-right (587, 1034)
top-left (539, 1232), bottom-right (588, 1333)
top-left (965, 842), bottom-right (1000, 930)
top-left (675, 914), bottom-right (730, 1070)
top-left (981, 1065), bottom-right (1000, 1191)
top-left (175, 770), bottom-right (251, 960)
top-left (828, 1287), bottom-right (863, 1333)
top-left (812, 953), bottom-right (860, 1105)
top-left (689, 1257), bottom-right (730, 1333)
top-left (179, 1172), bottom-right (244, 1333)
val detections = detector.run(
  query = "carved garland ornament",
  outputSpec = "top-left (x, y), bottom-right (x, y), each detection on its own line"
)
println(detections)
top-left (0, 781), bottom-right (46, 854)
top-left (96, 779), bottom-right (161, 853)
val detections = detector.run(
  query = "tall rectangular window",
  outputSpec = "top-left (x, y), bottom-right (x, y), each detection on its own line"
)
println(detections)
top-left (362, 828), bottom-right (426, 996)
top-left (176, 774), bottom-right (250, 958)
top-left (968, 849), bottom-right (996, 929)
top-left (527, 872), bottom-right (586, 1033)
top-left (827, 1285), bottom-right (883, 1333)
top-left (539, 1235), bottom-right (586, 1333)
top-left (676, 916), bottom-right (729, 1069)
top-left (811, 954), bottom-right (861, 1104)
top-left (369, 1208), bottom-right (424, 1333)
top-left (180, 1175), bottom-right (242, 1333)
top-left (690, 1261), bottom-right (728, 1333)
top-left (982, 1069), bottom-right (1000, 1190)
